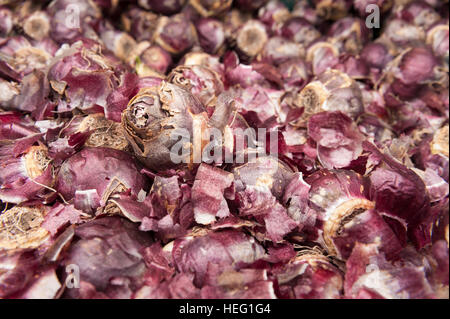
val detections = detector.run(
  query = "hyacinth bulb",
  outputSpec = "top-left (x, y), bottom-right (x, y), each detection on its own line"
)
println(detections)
top-left (62, 216), bottom-right (152, 297)
top-left (334, 54), bottom-right (369, 79)
top-left (121, 7), bottom-right (159, 43)
top-left (47, 0), bottom-right (101, 44)
top-left (0, 36), bottom-right (54, 76)
top-left (386, 46), bottom-right (441, 99)
top-left (23, 11), bottom-right (51, 41)
top-left (235, 20), bottom-right (268, 59)
top-left (397, 47), bottom-right (438, 85)
top-left (235, 0), bottom-right (269, 12)
top-left (258, 0), bottom-right (291, 33)
top-left (327, 17), bottom-right (369, 54)
top-left (136, 45), bottom-right (173, 76)
top-left (426, 22), bottom-right (449, 59)
top-left (291, 69), bottom-right (364, 126)
top-left (400, 1), bottom-right (441, 29)
top-left (180, 52), bottom-right (224, 77)
top-left (313, 0), bottom-right (352, 20)
top-left (305, 169), bottom-right (403, 260)
top-left (279, 17), bottom-right (320, 47)
top-left (260, 36), bottom-right (305, 65)
top-left (360, 42), bottom-right (393, 69)
top-left (291, 0), bottom-right (322, 25)
top-left (223, 8), bottom-right (252, 36)
top-left (306, 41), bottom-right (340, 75)
top-left (381, 19), bottom-right (426, 53)
top-left (168, 65), bottom-right (224, 107)
top-left (55, 147), bottom-right (148, 213)
top-left (138, 0), bottom-right (186, 15)
top-left (153, 14), bottom-right (198, 55)
top-left (189, 0), bottom-right (233, 17)
top-left (121, 82), bottom-right (208, 171)
top-left (172, 229), bottom-right (266, 287)
top-left (195, 18), bottom-right (226, 54)
top-left (0, 6), bottom-right (13, 37)
top-left (353, 0), bottom-right (392, 18)
top-left (232, 156), bottom-right (295, 200)
top-left (100, 29), bottom-right (137, 62)
top-left (275, 249), bottom-right (344, 298)
top-left (0, 139), bottom-right (54, 204)
top-left (278, 58), bottom-right (310, 91)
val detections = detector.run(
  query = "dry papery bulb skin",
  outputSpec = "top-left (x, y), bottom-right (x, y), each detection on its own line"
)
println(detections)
top-left (261, 36), bottom-right (305, 66)
top-left (0, 0), bottom-right (448, 301)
